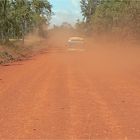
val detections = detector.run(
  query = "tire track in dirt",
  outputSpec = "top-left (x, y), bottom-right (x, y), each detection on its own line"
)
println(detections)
top-left (0, 56), bottom-right (54, 138)
top-left (0, 54), bottom-right (72, 139)
top-left (66, 57), bottom-right (125, 140)
top-left (0, 48), bottom-right (140, 140)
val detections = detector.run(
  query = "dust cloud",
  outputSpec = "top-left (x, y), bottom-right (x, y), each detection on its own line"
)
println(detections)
top-left (20, 24), bottom-right (140, 79)
top-left (46, 27), bottom-right (140, 79)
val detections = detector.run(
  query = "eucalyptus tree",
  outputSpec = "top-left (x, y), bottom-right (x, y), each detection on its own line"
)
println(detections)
top-left (92, 0), bottom-right (140, 37)
top-left (0, 0), bottom-right (52, 44)
top-left (79, 0), bottom-right (140, 38)
top-left (80, 0), bottom-right (101, 34)
top-left (32, 0), bottom-right (52, 37)
top-left (80, 0), bottom-right (100, 23)
top-left (0, 0), bottom-right (11, 42)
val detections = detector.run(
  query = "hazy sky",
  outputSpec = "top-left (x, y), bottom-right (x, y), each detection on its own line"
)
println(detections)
top-left (50, 0), bottom-right (83, 26)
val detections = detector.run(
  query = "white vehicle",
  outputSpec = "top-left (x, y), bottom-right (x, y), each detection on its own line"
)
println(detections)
top-left (67, 37), bottom-right (85, 49)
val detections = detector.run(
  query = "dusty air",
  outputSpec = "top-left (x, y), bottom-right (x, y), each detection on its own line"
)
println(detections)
top-left (0, 0), bottom-right (140, 139)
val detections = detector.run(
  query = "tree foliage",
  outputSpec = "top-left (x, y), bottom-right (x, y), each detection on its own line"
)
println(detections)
top-left (79, 0), bottom-right (140, 38)
top-left (80, 0), bottom-right (100, 23)
top-left (0, 0), bottom-right (52, 43)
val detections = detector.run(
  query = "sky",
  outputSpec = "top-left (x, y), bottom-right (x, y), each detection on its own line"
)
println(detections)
top-left (49, 0), bottom-right (83, 26)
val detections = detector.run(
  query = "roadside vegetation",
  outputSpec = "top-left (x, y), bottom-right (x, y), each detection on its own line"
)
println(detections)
top-left (0, 0), bottom-right (52, 64)
top-left (77, 0), bottom-right (140, 41)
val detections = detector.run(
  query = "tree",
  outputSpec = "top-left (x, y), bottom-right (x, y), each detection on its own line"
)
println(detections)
top-left (79, 0), bottom-right (140, 38)
top-left (0, 0), bottom-right (52, 43)
top-left (92, 0), bottom-right (140, 37)
top-left (80, 0), bottom-right (101, 34)
top-left (80, 0), bottom-right (100, 23)
top-left (0, 0), bottom-right (11, 42)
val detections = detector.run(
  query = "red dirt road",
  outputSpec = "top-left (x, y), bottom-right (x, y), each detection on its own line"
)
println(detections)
top-left (0, 46), bottom-right (140, 140)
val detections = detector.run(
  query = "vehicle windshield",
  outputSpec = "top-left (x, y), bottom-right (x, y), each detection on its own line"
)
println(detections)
top-left (69, 37), bottom-right (84, 41)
